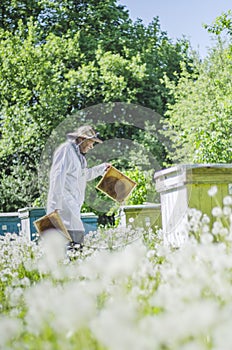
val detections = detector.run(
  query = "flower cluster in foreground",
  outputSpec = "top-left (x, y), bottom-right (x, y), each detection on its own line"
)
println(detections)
top-left (1, 196), bottom-right (232, 349)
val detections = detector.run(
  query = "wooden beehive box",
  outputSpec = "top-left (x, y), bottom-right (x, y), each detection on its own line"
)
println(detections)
top-left (154, 164), bottom-right (232, 244)
top-left (34, 210), bottom-right (72, 241)
top-left (96, 166), bottom-right (137, 203)
top-left (120, 204), bottom-right (162, 232)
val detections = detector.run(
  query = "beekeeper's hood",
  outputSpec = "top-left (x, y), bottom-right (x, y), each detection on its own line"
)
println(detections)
top-left (67, 125), bottom-right (103, 143)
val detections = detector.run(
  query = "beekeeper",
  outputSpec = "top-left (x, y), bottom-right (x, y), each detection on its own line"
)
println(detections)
top-left (47, 125), bottom-right (109, 249)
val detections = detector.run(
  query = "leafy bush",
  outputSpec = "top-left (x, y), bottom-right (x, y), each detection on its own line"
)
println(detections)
top-left (124, 167), bottom-right (158, 205)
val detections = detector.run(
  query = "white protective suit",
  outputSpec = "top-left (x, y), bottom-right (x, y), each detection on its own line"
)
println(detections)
top-left (47, 139), bottom-right (107, 231)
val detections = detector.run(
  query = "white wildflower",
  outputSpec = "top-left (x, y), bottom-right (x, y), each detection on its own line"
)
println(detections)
top-left (0, 317), bottom-right (22, 347)
top-left (202, 224), bottom-right (210, 233)
top-left (213, 309), bottom-right (232, 350)
top-left (220, 227), bottom-right (229, 236)
top-left (223, 195), bottom-right (232, 206)
top-left (212, 206), bottom-right (223, 217)
top-left (91, 295), bottom-right (142, 350)
top-left (208, 185), bottom-right (218, 197)
top-left (9, 287), bottom-right (24, 307)
top-left (37, 229), bottom-right (67, 277)
top-left (200, 233), bottom-right (213, 244)
top-left (145, 217), bottom-right (151, 227)
top-left (223, 206), bottom-right (231, 216)
top-left (212, 221), bottom-right (223, 235)
top-left (146, 250), bottom-right (156, 259)
top-left (201, 214), bottom-right (210, 224)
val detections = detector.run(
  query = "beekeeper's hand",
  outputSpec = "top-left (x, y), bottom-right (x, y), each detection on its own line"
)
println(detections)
top-left (105, 163), bottom-right (112, 171)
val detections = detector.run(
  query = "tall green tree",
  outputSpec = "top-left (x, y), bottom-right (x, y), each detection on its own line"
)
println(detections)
top-left (0, 0), bottom-right (192, 211)
top-left (0, 0), bottom-right (132, 54)
top-left (0, 22), bottom-right (147, 211)
top-left (204, 10), bottom-right (232, 37)
top-left (163, 39), bottom-right (232, 164)
top-left (0, 0), bottom-right (191, 111)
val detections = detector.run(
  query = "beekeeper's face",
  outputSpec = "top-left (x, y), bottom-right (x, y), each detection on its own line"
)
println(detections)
top-left (79, 139), bottom-right (95, 154)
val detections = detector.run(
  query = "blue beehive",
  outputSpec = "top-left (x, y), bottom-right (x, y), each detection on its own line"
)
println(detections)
top-left (18, 207), bottom-right (46, 240)
top-left (0, 212), bottom-right (21, 236)
top-left (81, 212), bottom-right (98, 234)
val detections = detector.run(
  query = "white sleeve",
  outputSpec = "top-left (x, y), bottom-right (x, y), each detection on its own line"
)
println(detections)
top-left (86, 163), bottom-right (107, 182)
top-left (47, 144), bottom-right (70, 212)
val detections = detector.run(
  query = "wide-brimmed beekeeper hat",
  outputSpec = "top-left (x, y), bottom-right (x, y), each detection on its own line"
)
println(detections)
top-left (67, 125), bottom-right (103, 143)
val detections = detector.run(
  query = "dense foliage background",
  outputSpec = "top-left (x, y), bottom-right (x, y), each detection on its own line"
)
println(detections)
top-left (163, 11), bottom-right (232, 164)
top-left (0, 1), bottom-right (231, 213)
